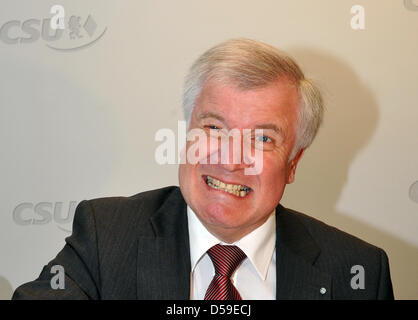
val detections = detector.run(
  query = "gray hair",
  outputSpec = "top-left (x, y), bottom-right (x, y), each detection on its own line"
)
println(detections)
top-left (182, 38), bottom-right (324, 160)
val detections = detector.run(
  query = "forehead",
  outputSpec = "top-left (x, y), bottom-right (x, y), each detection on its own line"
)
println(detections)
top-left (193, 78), bottom-right (300, 129)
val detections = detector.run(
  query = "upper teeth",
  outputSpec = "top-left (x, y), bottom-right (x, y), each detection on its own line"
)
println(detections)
top-left (206, 176), bottom-right (250, 197)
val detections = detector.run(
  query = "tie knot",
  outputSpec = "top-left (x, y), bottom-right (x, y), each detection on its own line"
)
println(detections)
top-left (207, 244), bottom-right (246, 277)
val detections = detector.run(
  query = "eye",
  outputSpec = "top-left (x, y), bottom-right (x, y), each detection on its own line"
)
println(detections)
top-left (255, 135), bottom-right (272, 143)
top-left (205, 125), bottom-right (221, 131)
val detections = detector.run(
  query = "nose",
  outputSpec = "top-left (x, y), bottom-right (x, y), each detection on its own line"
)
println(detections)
top-left (216, 133), bottom-right (252, 172)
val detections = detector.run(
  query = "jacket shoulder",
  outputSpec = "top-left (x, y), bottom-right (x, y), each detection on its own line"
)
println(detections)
top-left (73, 186), bottom-right (181, 244)
top-left (83, 186), bottom-right (179, 223)
top-left (284, 207), bottom-right (392, 299)
top-left (287, 208), bottom-right (381, 254)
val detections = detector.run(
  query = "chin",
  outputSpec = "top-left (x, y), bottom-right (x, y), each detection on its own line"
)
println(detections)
top-left (201, 201), bottom-right (250, 229)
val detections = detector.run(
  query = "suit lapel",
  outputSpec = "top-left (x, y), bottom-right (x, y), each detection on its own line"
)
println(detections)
top-left (136, 188), bottom-right (332, 300)
top-left (275, 204), bottom-right (332, 299)
top-left (136, 188), bottom-right (191, 299)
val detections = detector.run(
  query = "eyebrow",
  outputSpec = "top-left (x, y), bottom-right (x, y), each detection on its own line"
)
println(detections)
top-left (197, 111), bottom-right (225, 122)
top-left (253, 124), bottom-right (285, 137)
top-left (197, 111), bottom-right (285, 137)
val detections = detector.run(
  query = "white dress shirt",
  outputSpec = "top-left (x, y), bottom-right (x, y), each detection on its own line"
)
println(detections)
top-left (187, 206), bottom-right (276, 300)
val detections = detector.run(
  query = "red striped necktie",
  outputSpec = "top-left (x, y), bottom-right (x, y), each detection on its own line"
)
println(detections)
top-left (204, 244), bottom-right (247, 300)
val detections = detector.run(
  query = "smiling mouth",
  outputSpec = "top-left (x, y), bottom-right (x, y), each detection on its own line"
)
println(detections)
top-left (204, 175), bottom-right (251, 197)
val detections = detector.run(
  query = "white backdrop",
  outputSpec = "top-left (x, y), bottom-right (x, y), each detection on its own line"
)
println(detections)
top-left (0, 0), bottom-right (417, 299)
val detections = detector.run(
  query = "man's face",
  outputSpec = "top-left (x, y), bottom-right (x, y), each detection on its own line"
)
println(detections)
top-left (179, 78), bottom-right (304, 242)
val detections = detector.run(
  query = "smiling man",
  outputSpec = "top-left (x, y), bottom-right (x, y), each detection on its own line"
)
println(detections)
top-left (13, 39), bottom-right (394, 300)
top-left (180, 74), bottom-right (302, 244)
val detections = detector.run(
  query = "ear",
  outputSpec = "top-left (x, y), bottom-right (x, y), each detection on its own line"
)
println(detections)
top-left (286, 148), bottom-right (305, 184)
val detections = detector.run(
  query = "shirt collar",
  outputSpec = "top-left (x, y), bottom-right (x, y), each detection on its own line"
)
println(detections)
top-left (187, 205), bottom-right (276, 281)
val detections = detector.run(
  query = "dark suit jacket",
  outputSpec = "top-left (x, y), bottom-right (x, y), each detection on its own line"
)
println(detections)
top-left (12, 186), bottom-right (394, 300)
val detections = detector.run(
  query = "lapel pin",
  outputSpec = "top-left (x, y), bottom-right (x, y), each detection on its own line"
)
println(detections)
top-left (320, 287), bottom-right (327, 295)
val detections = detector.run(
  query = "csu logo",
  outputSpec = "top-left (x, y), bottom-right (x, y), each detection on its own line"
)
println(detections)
top-left (0, 7), bottom-right (107, 51)
top-left (13, 201), bottom-right (78, 233)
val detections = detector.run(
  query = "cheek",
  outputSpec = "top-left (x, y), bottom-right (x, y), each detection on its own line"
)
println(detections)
top-left (256, 164), bottom-right (287, 209)
top-left (178, 164), bottom-right (188, 194)
top-left (179, 163), bottom-right (203, 212)
top-left (258, 156), bottom-right (289, 190)
top-left (179, 163), bottom-right (196, 194)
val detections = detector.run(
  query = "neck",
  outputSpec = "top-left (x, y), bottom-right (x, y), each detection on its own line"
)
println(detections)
top-left (202, 216), bottom-right (270, 244)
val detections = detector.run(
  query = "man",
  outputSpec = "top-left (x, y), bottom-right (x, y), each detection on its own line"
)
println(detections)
top-left (13, 38), bottom-right (393, 300)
